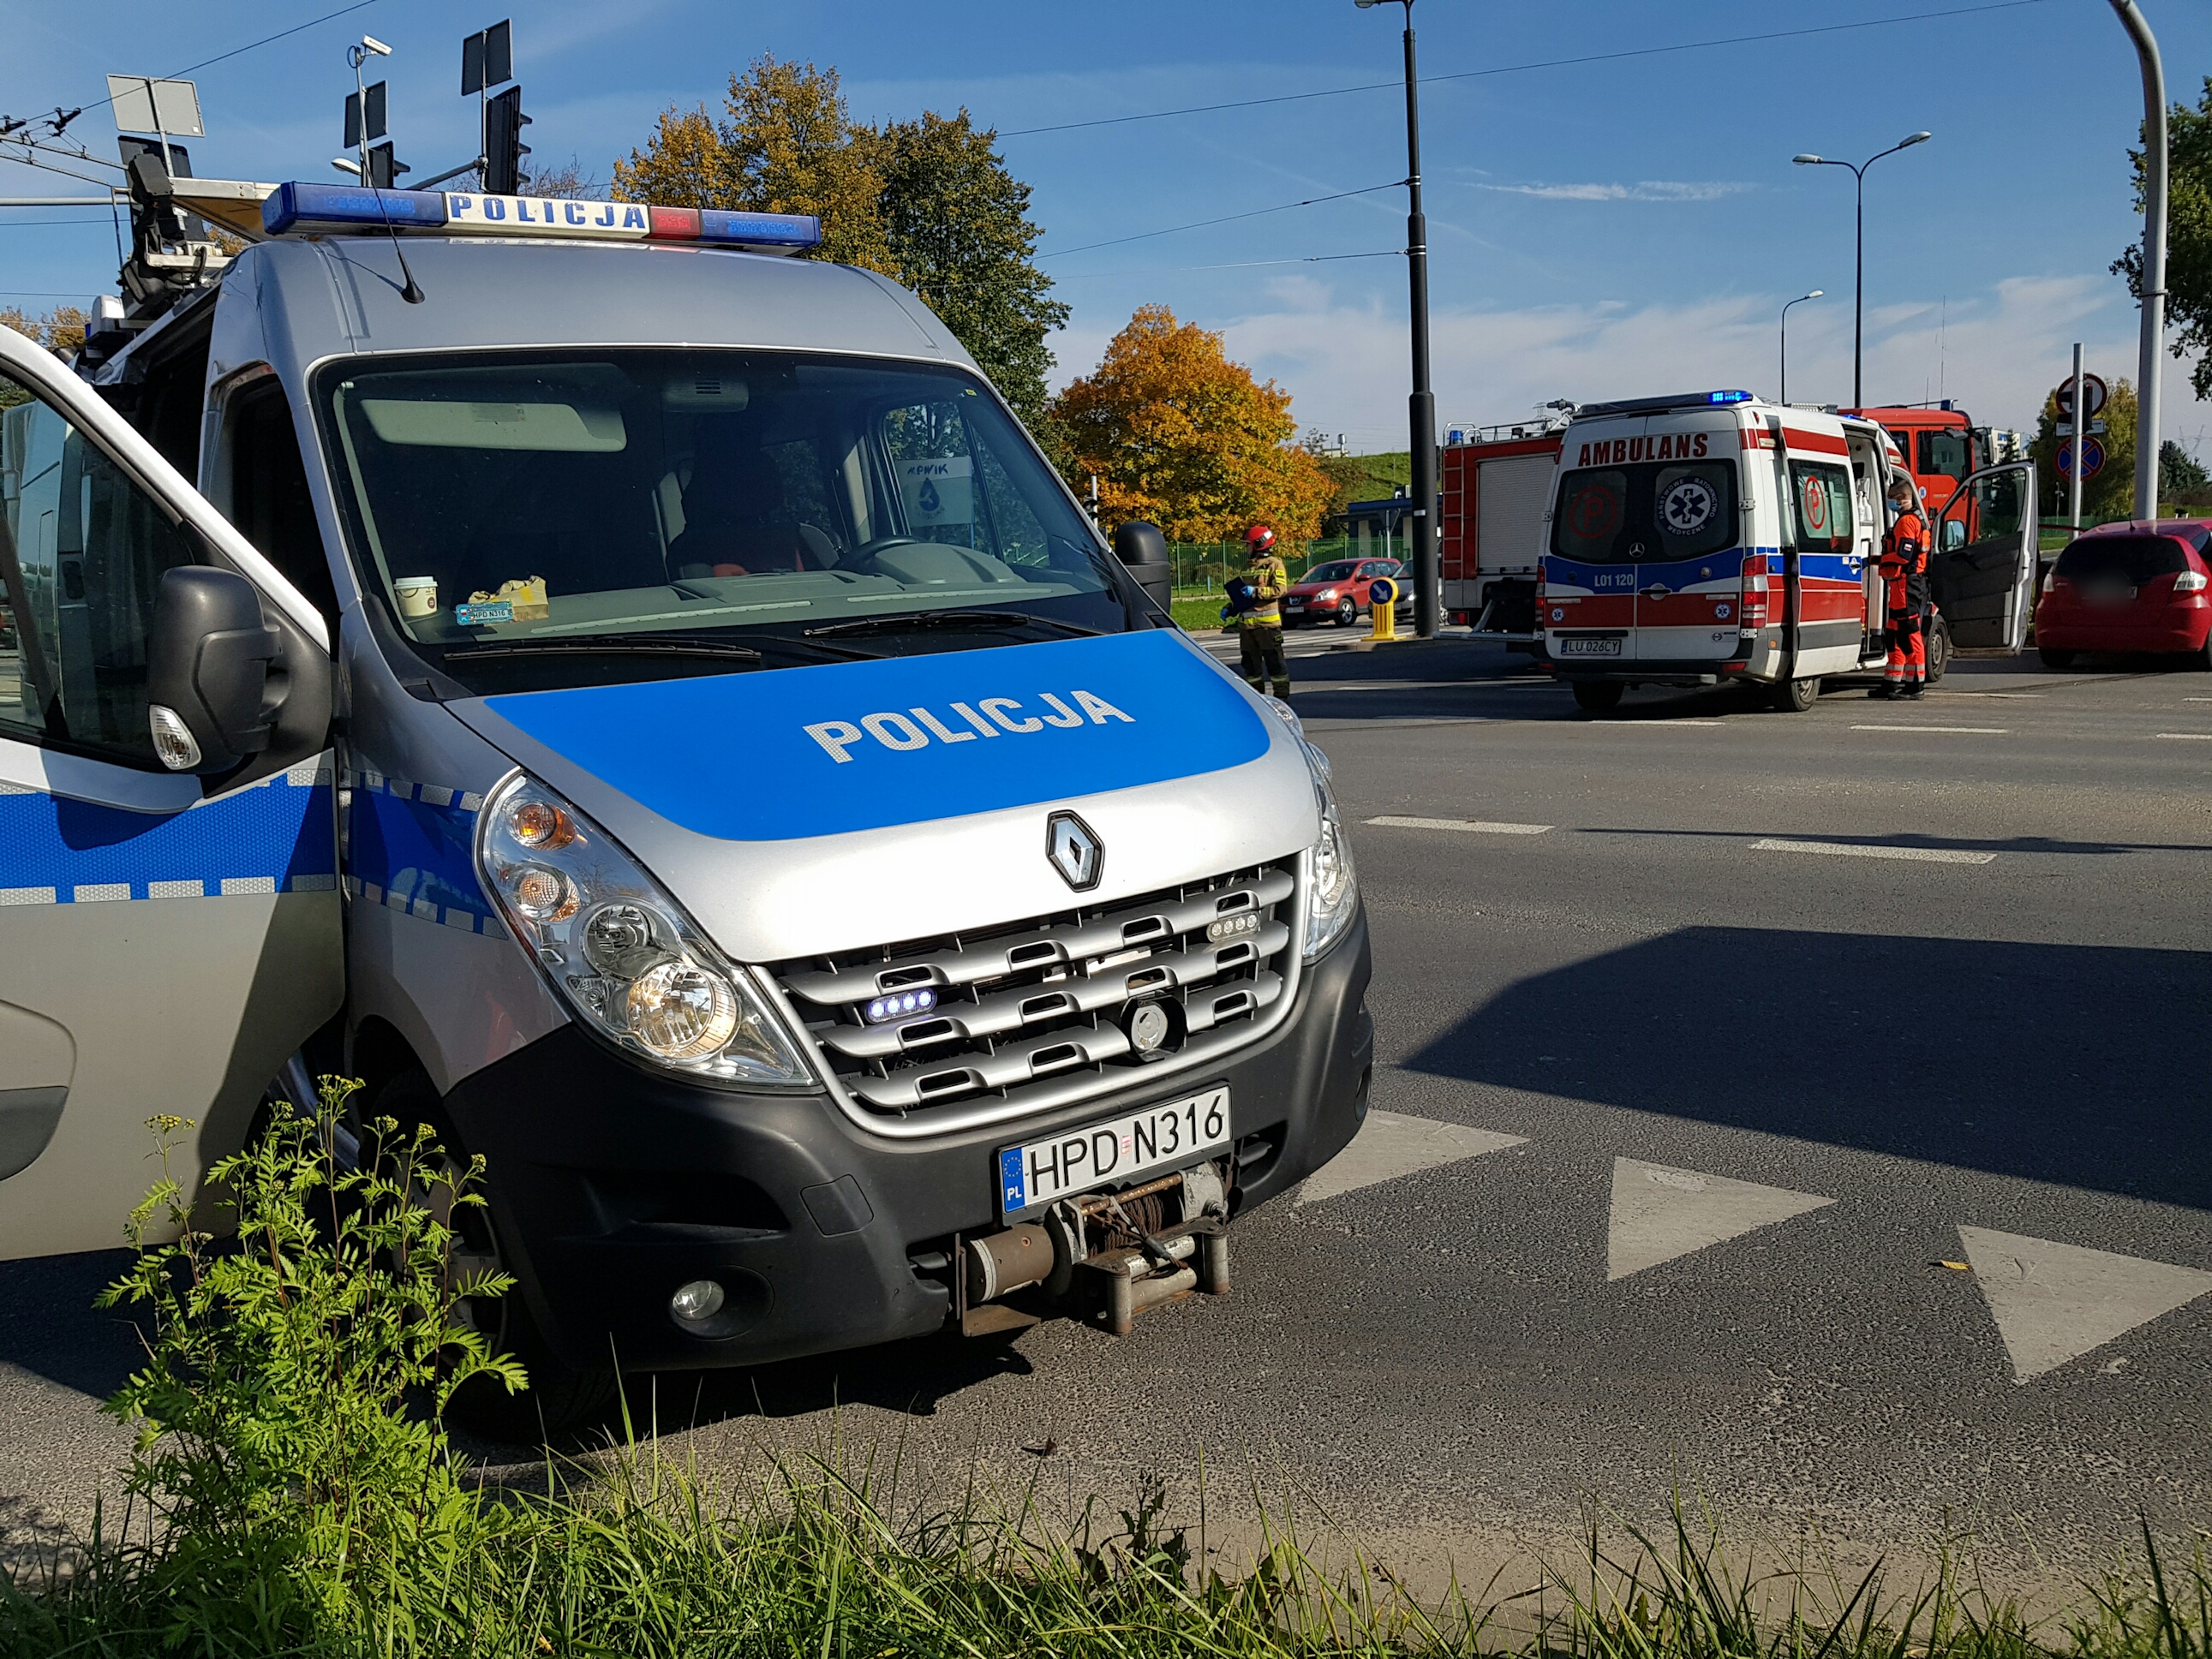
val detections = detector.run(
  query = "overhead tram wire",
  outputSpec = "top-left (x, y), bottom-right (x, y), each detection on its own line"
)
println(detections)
top-left (999, 0), bottom-right (2049, 139)
top-left (1038, 182), bottom-right (1405, 260)
top-left (1053, 250), bottom-right (1403, 280)
top-left (70, 0), bottom-right (387, 117)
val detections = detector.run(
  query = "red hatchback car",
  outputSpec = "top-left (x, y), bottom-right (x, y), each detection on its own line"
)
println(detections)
top-left (1280, 557), bottom-right (1410, 628)
top-left (2035, 520), bottom-right (2212, 669)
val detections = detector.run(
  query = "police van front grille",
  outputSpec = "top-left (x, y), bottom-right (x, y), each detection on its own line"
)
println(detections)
top-left (768, 862), bottom-right (1298, 1134)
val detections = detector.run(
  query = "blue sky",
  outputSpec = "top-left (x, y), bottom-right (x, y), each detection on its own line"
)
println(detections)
top-left (5, 0), bottom-right (2209, 456)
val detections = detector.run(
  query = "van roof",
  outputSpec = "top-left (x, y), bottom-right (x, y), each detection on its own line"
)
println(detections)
top-left (100, 233), bottom-right (971, 388)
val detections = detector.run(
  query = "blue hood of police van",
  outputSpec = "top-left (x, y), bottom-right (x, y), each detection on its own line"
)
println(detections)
top-left (462, 628), bottom-right (1275, 843)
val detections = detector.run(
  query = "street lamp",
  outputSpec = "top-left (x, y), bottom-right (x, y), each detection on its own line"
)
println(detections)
top-left (1356, 0), bottom-right (1437, 637)
top-left (1792, 132), bottom-right (1930, 409)
top-left (1779, 289), bottom-right (1822, 405)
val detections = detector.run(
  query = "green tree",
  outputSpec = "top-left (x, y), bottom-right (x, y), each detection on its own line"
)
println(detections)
top-left (2030, 376), bottom-right (2137, 520)
top-left (615, 61), bottom-right (1067, 427)
top-left (2161, 438), bottom-right (2210, 501)
top-left (2116, 76), bottom-right (2212, 397)
top-left (878, 110), bottom-right (1068, 431)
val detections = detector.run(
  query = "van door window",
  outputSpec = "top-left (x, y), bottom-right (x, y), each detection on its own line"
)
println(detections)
top-left (1789, 461), bottom-right (1855, 553)
top-left (1550, 459), bottom-right (1737, 563)
top-left (0, 367), bottom-right (200, 763)
top-left (222, 377), bottom-right (339, 626)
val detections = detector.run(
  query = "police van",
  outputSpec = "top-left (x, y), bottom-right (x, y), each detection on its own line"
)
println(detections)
top-left (0, 180), bottom-right (1372, 1432)
top-left (1537, 390), bottom-right (2039, 713)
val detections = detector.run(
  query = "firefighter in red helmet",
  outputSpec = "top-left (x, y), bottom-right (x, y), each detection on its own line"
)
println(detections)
top-left (1874, 472), bottom-right (1929, 701)
top-left (1229, 522), bottom-right (1292, 700)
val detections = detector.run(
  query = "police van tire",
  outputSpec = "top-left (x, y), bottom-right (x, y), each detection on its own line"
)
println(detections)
top-left (1571, 681), bottom-right (1623, 713)
top-left (1770, 675), bottom-right (1820, 713)
top-left (1926, 616), bottom-right (1951, 683)
top-left (373, 1067), bottom-right (618, 1442)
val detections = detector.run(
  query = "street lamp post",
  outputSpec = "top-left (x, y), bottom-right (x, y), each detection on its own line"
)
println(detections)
top-left (1791, 134), bottom-right (1931, 409)
top-left (1779, 289), bottom-right (1822, 405)
top-left (1356, 0), bottom-right (1437, 637)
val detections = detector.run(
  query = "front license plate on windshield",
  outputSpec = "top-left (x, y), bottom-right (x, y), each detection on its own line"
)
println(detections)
top-left (998, 1087), bottom-right (1230, 1214)
top-left (1557, 636), bottom-right (1623, 658)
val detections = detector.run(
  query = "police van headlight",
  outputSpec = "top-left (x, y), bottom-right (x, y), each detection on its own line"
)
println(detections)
top-left (476, 773), bottom-right (814, 1088)
top-left (1303, 777), bottom-right (1360, 961)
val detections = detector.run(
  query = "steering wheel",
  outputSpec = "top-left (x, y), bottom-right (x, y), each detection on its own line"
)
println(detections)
top-left (841, 536), bottom-right (930, 575)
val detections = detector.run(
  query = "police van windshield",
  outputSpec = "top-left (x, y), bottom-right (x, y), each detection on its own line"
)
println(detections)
top-left (318, 350), bottom-right (1131, 692)
top-left (1549, 458), bottom-right (1737, 564)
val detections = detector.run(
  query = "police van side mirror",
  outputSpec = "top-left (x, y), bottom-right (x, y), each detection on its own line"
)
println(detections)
top-left (146, 566), bottom-right (286, 773)
top-left (1112, 520), bottom-right (1172, 614)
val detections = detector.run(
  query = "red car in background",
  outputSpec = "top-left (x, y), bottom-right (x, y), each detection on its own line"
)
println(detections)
top-left (2034, 519), bottom-right (2212, 669)
top-left (1281, 557), bottom-right (1411, 628)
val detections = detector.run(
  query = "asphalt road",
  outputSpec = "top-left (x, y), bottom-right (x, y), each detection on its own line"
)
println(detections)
top-left (6, 635), bottom-right (2209, 1585)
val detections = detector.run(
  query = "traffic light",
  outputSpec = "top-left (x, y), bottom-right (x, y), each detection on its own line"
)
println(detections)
top-left (366, 140), bottom-right (405, 189)
top-left (483, 85), bottom-right (529, 194)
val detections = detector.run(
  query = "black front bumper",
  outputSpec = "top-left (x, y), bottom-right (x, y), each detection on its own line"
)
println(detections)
top-left (441, 909), bottom-right (1373, 1372)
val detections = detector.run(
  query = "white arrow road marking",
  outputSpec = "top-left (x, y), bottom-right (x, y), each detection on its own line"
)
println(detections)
top-left (1366, 815), bottom-right (1552, 835)
top-left (1957, 1226), bottom-right (2212, 1382)
top-left (1752, 838), bottom-right (1996, 864)
top-left (1607, 1159), bottom-right (1833, 1281)
top-left (1297, 1111), bottom-right (1526, 1206)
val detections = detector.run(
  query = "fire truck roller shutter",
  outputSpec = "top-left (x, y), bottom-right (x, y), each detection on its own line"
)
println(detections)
top-left (1476, 454), bottom-right (1555, 633)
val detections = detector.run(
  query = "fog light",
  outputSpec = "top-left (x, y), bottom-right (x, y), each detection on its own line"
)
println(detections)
top-left (1207, 911), bottom-right (1261, 944)
top-left (1127, 1000), bottom-right (1171, 1053)
top-left (669, 1279), bottom-right (726, 1324)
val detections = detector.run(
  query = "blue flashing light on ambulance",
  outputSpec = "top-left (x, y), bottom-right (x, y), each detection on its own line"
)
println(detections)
top-left (0, 176), bottom-right (1374, 1434)
top-left (1533, 390), bottom-right (2040, 713)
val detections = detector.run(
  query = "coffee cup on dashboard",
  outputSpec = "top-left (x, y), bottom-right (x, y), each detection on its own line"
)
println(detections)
top-left (394, 576), bottom-right (438, 619)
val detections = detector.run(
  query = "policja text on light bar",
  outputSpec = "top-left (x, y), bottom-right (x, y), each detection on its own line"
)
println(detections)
top-left (261, 181), bottom-right (822, 254)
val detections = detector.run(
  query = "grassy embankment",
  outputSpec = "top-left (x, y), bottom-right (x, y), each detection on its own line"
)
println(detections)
top-left (5, 1089), bottom-right (2207, 1658)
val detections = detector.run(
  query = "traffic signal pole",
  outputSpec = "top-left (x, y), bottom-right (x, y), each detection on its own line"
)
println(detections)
top-left (2071, 343), bottom-right (2085, 533)
top-left (2108, 0), bottom-right (2167, 520)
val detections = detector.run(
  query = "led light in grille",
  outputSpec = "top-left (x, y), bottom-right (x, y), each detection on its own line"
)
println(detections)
top-left (866, 988), bottom-right (938, 1023)
top-left (1207, 911), bottom-right (1262, 943)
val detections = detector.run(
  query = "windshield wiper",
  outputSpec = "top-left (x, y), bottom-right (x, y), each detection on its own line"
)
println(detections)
top-left (442, 636), bottom-right (766, 664)
top-left (803, 609), bottom-right (1101, 641)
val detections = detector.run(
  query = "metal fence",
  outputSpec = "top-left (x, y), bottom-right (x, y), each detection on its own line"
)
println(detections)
top-left (1167, 536), bottom-right (1368, 597)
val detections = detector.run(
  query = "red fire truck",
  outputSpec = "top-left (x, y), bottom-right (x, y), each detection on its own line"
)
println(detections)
top-left (1439, 411), bottom-right (1569, 637)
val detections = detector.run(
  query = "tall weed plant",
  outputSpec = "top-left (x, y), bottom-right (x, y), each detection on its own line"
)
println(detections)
top-left (4, 1085), bottom-right (2212, 1658)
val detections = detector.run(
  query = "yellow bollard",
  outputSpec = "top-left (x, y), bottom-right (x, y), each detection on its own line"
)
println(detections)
top-left (1366, 577), bottom-right (1399, 642)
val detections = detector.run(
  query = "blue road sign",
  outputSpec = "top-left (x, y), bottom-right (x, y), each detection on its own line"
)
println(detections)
top-left (2058, 437), bottom-right (2106, 480)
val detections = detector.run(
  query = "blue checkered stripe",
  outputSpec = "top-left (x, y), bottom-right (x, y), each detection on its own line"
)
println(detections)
top-left (0, 761), bottom-right (338, 906)
top-left (342, 766), bottom-right (502, 935)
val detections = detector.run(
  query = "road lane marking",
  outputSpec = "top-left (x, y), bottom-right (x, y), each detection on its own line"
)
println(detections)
top-left (1752, 838), bottom-right (1995, 864)
top-left (1934, 691), bottom-right (2043, 699)
top-left (1607, 1159), bottom-right (1832, 1280)
top-left (1297, 1112), bottom-right (1526, 1206)
top-left (1366, 815), bottom-right (1552, 835)
top-left (1850, 724), bottom-right (2009, 734)
top-left (1957, 1226), bottom-right (2212, 1383)
top-left (1581, 719), bottom-right (1729, 728)
top-left (2155, 732), bottom-right (2212, 741)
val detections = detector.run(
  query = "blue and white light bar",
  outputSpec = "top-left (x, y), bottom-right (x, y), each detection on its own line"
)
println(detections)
top-left (261, 182), bottom-right (822, 254)
top-left (1575, 389), bottom-right (1758, 418)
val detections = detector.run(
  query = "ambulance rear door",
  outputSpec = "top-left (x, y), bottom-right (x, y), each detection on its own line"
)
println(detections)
top-left (1626, 413), bottom-right (1749, 663)
top-left (1931, 461), bottom-right (2038, 651)
top-left (1779, 422), bottom-right (1869, 677)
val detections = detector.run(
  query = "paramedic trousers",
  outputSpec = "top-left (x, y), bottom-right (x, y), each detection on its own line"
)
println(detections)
top-left (1240, 622), bottom-right (1291, 699)
top-left (1885, 571), bottom-right (1929, 686)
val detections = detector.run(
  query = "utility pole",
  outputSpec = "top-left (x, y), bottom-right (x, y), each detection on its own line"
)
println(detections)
top-left (2108, 0), bottom-right (2167, 519)
top-left (2071, 343), bottom-right (2086, 534)
top-left (1357, 0), bottom-right (1437, 636)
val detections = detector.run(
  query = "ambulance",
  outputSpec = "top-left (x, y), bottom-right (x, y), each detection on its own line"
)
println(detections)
top-left (0, 178), bottom-right (1373, 1434)
top-left (1537, 390), bottom-right (2039, 713)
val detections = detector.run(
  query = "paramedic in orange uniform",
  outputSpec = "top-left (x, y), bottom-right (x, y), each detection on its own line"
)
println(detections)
top-left (1874, 473), bottom-right (1930, 701)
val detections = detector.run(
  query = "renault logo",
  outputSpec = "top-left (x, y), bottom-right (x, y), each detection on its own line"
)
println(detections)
top-left (1045, 811), bottom-right (1103, 892)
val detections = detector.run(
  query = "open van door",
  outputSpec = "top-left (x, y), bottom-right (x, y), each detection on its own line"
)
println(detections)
top-left (0, 326), bottom-right (338, 1260)
top-left (1930, 461), bottom-right (2037, 651)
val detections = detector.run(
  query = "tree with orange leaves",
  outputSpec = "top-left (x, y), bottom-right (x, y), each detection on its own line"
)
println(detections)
top-left (1050, 306), bottom-right (1334, 546)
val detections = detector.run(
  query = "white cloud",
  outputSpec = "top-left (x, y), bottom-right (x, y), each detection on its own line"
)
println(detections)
top-left (1468, 180), bottom-right (1755, 203)
top-left (1043, 272), bottom-right (2212, 455)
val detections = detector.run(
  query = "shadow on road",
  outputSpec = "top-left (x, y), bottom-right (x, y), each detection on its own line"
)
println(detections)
top-left (1577, 826), bottom-right (2212, 857)
top-left (1403, 926), bottom-right (2212, 1211)
top-left (0, 1249), bottom-right (140, 1401)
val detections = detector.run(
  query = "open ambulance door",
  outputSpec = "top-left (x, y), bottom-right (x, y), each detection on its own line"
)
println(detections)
top-left (0, 325), bottom-right (339, 1262)
top-left (1930, 461), bottom-right (2037, 652)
